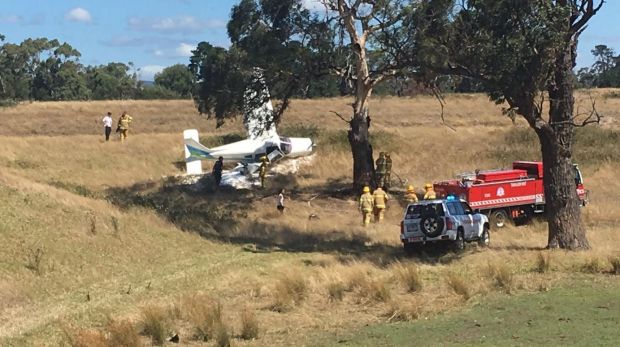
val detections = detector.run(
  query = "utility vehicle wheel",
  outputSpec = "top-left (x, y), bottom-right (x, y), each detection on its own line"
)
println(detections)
top-left (490, 209), bottom-right (510, 229)
top-left (420, 214), bottom-right (444, 238)
top-left (453, 230), bottom-right (465, 251)
top-left (478, 225), bottom-right (490, 247)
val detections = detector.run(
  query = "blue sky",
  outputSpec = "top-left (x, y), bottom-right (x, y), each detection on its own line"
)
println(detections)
top-left (1, 0), bottom-right (619, 81)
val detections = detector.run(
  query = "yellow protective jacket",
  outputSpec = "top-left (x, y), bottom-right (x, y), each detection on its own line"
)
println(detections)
top-left (118, 115), bottom-right (132, 130)
top-left (359, 192), bottom-right (374, 212)
top-left (424, 189), bottom-right (436, 200)
top-left (405, 192), bottom-right (418, 203)
top-left (373, 188), bottom-right (389, 208)
top-left (259, 162), bottom-right (267, 177)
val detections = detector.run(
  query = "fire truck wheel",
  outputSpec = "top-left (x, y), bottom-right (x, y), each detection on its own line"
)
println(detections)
top-left (478, 225), bottom-right (490, 247)
top-left (490, 209), bottom-right (510, 229)
top-left (453, 230), bottom-right (465, 251)
top-left (420, 214), bottom-right (444, 238)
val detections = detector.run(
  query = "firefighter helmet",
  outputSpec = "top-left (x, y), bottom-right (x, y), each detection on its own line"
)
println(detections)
top-left (424, 183), bottom-right (433, 189)
top-left (407, 185), bottom-right (415, 193)
top-left (363, 186), bottom-right (370, 193)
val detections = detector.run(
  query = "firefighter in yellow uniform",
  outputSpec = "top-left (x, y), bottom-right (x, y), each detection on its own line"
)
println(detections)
top-left (373, 186), bottom-right (389, 222)
top-left (117, 111), bottom-right (133, 143)
top-left (258, 156), bottom-right (268, 188)
top-left (423, 183), bottom-right (436, 200)
top-left (405, 185), bottom-right (418, 203)
top-left (359, 186), bottom-right (374, 227)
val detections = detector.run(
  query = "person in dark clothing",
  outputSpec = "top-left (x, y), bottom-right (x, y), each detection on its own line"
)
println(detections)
top-left (212, 156), bottom-right (224, 186)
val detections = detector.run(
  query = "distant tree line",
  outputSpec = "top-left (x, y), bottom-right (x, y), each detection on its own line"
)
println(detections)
top-left (576, 45), bottom-right (620, 88)
top-left (0, 36), bottom-right (194, 104)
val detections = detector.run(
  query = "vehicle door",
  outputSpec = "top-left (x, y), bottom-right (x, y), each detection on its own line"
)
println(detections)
top-left (447, 202), bottom-right (471, 237)
top-left (461, 201), bottom-right (482, 238)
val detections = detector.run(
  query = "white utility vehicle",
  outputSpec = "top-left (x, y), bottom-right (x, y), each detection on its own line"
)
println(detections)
top-left (400, 197), bottom-right (490, 254)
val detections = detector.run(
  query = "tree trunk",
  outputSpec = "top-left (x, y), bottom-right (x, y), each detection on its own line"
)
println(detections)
top-left (348, 106), bottom-right (374, 192)
top-left (539, 36), bottom-right (589, 250)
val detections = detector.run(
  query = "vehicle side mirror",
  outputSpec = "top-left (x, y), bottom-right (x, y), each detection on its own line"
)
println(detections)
top-left (473, 209), bottom-right (480, 214)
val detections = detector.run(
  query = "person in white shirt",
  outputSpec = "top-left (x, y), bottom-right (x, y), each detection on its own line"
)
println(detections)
top-left (277, 188), bottom-right (286, 214)
top-left (102, 112), bottom-right (113, 141)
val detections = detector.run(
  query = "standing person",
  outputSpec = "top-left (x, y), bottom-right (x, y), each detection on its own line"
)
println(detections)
top-left (212, 156), bottom-right (224, 187)
top-left (423, 183), bottom-right (437, 200)
top-left (258, 156), bottom-right (268, 189)
top-left (384, 153), bottom-right (392, 190)
top-left (373, 186), bottom-right (389, 222)
top-left (277, 188), bottom-right (286, 214)
top-left (117, 111), bottom-right (133, 143)
top-left (405, 185), bottom-right (419, 203)
top-left (375, 152), bottom-right (387, 188)
top-left (102, 112), bottom-right (113, 141)
top-left (359, 186), bottom-right (374, 227)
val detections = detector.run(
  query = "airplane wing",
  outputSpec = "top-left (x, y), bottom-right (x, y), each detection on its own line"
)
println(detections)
top-left (184, 138), bottom-right (213, 161)
top-left (243, 68), bottom-right (278, 140)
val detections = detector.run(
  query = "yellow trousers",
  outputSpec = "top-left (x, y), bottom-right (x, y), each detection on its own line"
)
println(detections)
top-left (374, 207), bottom-right (385, 222)
top-left (362, 211), bottom-right (372, 226)
top-left (119, 129), bottom-right (129, 142)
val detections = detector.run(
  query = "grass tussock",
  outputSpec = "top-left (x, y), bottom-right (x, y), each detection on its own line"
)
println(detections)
top-left (140, 306), bottom-right (172, 345)
top-left (271, 272), bottom-right (308, 312)
top-left (446, 272), bottom-right (471, 300)
top-left (535, 252), bottom-right (552, 273)
top-left (106, 320), bottom-right (142, 347)
top-left (392, 262), bottom-right (423, 293)
top-left (385, 300), bottom-right (421, 323)
top-left (325, 280), bottom-right (347, 302)
top-left (363, 279), bottom-right (392, 303)
top-left (487, 264), bottom-right (515, 293)
top-left (183, 294), bottom-right (228, 343)
top-left (610, 256), bottom-right (620, 275)
top-left (240, 308), bottom-right (260, 340)
top-left (581, 257), bottom-right (608, 274)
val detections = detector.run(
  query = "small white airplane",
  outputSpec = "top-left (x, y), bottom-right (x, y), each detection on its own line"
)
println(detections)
top-left (184, 69), bottom-right (314, 173)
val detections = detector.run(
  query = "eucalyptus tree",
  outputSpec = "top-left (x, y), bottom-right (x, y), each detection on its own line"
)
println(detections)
top-left (449, 0), bottom-right (604, 249)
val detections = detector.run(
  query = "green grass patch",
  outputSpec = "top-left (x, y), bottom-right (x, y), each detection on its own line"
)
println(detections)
top-left (317, 278), bottom-right (620, 346)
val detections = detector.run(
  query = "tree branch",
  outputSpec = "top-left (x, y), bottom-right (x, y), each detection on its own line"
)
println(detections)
top-left (330, 110), bottom-right (351, 124)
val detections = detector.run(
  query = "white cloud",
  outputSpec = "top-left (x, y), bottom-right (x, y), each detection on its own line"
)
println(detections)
top-left (0, 15), bottom-right (23, 24)
top-left (175, 43), bottom-right (195, 57)
top-left (128, 16), bottom-right (225, 34)
top-left (65, 7), bottom-right (92, 23)
top-left (139, 65), bottom-right (165, 81)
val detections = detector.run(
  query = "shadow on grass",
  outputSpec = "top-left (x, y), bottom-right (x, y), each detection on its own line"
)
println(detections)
top-left (105, 176), bottom-right (462, 266)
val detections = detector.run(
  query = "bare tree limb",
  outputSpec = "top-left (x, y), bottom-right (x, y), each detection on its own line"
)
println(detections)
top-left (330, 110), bottom-right (351, 124)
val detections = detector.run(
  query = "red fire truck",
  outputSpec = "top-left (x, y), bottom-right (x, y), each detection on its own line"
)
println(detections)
top-left (433, 161), bottom-right (588, 228)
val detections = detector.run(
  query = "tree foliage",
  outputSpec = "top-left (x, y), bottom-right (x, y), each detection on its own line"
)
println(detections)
top-left (154, 64), bottom-right (194, 98)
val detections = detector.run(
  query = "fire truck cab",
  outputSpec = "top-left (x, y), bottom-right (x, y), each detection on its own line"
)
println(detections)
top-left (434, 161), bottom-right (588, 228)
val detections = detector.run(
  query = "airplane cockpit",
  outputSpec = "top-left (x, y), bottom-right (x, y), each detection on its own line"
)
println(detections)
top-left (279, 137), bottom-right (293, 155)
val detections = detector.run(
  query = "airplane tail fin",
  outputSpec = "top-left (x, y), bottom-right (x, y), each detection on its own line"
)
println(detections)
top-left (184, 138), bottom-right (212, 161)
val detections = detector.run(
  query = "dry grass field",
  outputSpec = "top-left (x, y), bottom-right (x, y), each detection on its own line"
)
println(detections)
top-left (1, 90), bottom-right (619, 346)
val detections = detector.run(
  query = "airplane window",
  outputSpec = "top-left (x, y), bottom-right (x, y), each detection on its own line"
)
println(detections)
top-left (279, 137), bottom-right (292, 154)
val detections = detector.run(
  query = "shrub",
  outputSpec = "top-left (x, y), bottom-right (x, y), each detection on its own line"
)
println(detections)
top-left (393, 262), bottom-right (423, 293)
top-left (271, 273), bottom-right (307, 312)
top-left (140, 306), bottom-right (171, 345)
top-left (24, 247), bottom-right (45, 276)
top-left (240, 308), bottom-right (259, 340)
top-left (214, 322), bottom-right (230, 347)
top-left (184, 295), bottom-right (228, 343)
top-left (446, 273), bottom-right (471, 300)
